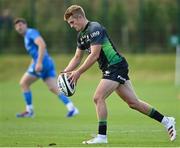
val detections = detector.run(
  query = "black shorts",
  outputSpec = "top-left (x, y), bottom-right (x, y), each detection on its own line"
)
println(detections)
top-left (102, 58), bottom-right (129, 84)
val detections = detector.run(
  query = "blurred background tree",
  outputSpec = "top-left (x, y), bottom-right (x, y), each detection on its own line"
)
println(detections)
top-left (0, 0), bottom-right (179, 54)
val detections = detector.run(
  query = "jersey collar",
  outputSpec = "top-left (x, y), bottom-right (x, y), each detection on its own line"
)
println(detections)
top-left (82, 21), bottom-right (90, 32)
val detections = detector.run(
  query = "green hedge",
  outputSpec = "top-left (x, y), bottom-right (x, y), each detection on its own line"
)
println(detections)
top-left (0, 0), bottom-right (179, 53)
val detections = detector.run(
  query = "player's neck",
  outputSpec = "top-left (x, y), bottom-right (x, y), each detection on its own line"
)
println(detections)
top-left (81, 19), bottom-right (89, 31)
top-left (21, 28), bottom-right (27, 36)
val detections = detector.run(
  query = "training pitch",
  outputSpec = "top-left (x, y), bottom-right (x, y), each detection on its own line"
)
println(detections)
top-left (0, 54), bottom-right (179, 147)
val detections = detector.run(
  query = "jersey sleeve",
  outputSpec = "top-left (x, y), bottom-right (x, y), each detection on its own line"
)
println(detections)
top-left (28, 29), bottom-right (41, 41)
top-left (89, 23), bottom-right (104, 45)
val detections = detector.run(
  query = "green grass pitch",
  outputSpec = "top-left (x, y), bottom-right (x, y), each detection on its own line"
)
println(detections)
top-left (0, 54), bottom-right (179, 147)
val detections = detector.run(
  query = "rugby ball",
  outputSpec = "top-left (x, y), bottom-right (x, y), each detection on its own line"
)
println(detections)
top-left (57, 73), bottom-right (75, 96)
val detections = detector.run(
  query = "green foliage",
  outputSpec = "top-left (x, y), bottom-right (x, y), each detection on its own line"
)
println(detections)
top-left (136, 0), bottom-right (168, 52)
top-left (108, 1), bottom-right (127, 49)
top-left (166, 1), bottom-right (179, 43)
top-left (0, 0), bottom-right (179, 53)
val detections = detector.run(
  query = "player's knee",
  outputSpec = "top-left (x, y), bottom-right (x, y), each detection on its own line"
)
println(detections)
top-left (48, 86), bottom-right (54, 92)
top-left (93, 96), bottom-right (98, 104)
top-left (128, 101), bottom-right (139, 110)
top-left (128, 103), bottom-right (136, 109)
top-left (48, 86), bottom-right (57, 94)
top-left (93, 95), bottom-right (103, 104)
top-left (19, 80), bottom-right (26, 89)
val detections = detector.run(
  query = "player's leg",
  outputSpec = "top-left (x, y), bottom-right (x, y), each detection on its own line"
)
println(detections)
top-left (16, 72), bottom-right (38, 118)
top-left (116, 80), bottom-right (176, 141)
top-left (44, 77), bottom-right (79, 117)
top-left (116, 80), bottom-right (152, 114)
top-left (82, 79), bottom-right (119, 144)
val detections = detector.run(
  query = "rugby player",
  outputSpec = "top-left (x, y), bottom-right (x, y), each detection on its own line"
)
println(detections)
top-left (14, 18), bottom-right (79, 118)
top-left (62, 5), bottom-right (176, 144)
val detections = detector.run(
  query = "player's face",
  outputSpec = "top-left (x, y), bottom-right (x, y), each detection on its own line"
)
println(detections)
top-left (67, 16), bottom-right (83, 31)
top-left (15, 22), bottom-right (27, 35)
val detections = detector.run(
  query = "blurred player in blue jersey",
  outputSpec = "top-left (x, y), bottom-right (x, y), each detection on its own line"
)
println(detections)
top-left (14, 18), bottom-right (79, 118)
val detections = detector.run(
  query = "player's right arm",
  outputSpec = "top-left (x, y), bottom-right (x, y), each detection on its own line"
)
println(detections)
top-left (63, 47), bottom-right (84, 73)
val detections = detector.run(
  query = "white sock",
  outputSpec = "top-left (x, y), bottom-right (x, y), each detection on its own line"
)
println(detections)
top-left (66, 102), bottom-right (74, 111)
top-left (97, 134), bottom-right (107, 139)
top-left (26, 105), bottom-right (33, 112)
top-left (161, 116), bottom-right (169, 126)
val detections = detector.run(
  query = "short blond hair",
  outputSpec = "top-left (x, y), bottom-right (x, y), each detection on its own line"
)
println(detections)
top-left (64, 5), bottom-right (85, 21)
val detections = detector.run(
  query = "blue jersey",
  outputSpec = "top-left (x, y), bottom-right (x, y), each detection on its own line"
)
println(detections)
top-left (24, 28), bottom-right (49, 62)
top-left (24, 28), bottom-right (56, 79)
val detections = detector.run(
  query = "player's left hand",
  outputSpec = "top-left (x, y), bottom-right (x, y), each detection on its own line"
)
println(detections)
top-left (35, 62), bottom-right (43, 72)
top-left (69, 70), bottom-right (81, 84)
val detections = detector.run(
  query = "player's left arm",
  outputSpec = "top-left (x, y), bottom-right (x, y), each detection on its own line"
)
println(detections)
top-left (70, 44), bottom-right (101, 84)
top-left (34, 36), bottom-right (46, 72)
top-left (70, 23), bottom-right (103, 84)
top-left (78, 45), bottom-right (101, 74)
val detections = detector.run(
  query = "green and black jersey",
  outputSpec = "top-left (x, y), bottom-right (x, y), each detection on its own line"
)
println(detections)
top-left (77, 21), bottom-right (127, 71)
